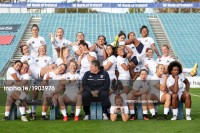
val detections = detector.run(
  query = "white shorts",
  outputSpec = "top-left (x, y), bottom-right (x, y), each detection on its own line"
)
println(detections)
top-left (110, 106), bottom-right (129, 114)
top-left (160, 91), bottom-right (165, 101)
top-left (30, 65), bottom-right (41, 80)
top-left (178, 92), bottom-right (184, 101)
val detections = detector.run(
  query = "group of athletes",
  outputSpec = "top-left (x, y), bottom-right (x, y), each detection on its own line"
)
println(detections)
top-left (3, 24), bottom-right (198, 122)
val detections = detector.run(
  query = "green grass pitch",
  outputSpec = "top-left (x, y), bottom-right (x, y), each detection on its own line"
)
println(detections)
top-left (0, 88), bottom-right (199, 133)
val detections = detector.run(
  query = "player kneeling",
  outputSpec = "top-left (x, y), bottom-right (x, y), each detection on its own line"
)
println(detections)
top-left (110, 95), bottom-right (129, 122)
top-left (58, 61), bottom-right (82, 121)
top-left (167, 61), bottom-right (192, 120)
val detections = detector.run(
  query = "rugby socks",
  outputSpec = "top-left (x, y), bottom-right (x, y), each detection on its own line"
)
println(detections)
top-left (149, 108), bottom-right (156, 116)
top-left (130, 110), bottom-right (135, 115)
top-left (26, 108), bottom-right (32, 114)
top-left (42, 112), bottom-right (47, 116)
top-left (19, 107), bottom-right (26, 116)
top-left (130, 110), bottom-right (136, 118)
top-left (61, 109), bottom-right (67, 117)
top-left (164, 108), bottom-right (169, 115)
top-left (186, 108), bottom-right (191, 116)
top-left (143, 110), bottom-right (148, 115)
top-left (75, 109), bottom-right (81, 116)
top-left (172, 108), bottom-right (178, 116)
top-left (5, 111), bottom-right (10, 117)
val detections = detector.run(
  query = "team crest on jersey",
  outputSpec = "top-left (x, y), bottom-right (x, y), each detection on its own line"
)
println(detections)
top-left (67, 77), bottom-right (70, 79)
top-left (159, 60), bottom-right (161, 62)
top-left (36, 60), bottom-right (38, 62)
top-left (28, 58), bottom-right (30, 60)
top-left (89, 75), bottom-right (92, 78)
top-left (44, 60), bottom-right (47, 63)
top-left (32, 41), bottom-right (35, 44)
top-left (40, 40), bottom-right (44, 44)
top-left (167, 60), bottom-right (170, 63)
top-left (100, 75), bottom-right (104, 78)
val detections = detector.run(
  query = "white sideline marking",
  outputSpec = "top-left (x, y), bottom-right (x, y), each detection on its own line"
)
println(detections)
top-left (190, 93), bottom-right (200, 98)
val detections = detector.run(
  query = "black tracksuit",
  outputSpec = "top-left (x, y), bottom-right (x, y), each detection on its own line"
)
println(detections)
top-left (82, 68), bottom-right (110, 115)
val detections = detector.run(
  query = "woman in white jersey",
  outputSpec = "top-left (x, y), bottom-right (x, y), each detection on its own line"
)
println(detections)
top-left (3, 60), bottom-right (29, 122)
top-left (41, 63), bottom-right (67, 120)
top-left (110, 95), bottom-right (129, 122)
top-left (90, 35), bottom-right (107, 65)
top-left (60, 46), bottom-right (74, 66)
top-left (116, 45), bottom-right (133, 88)
top-left (20, 45), bottom-right (35, 65)
top-left (167, 61), bottom-right (191, 120)
top-left (102, 45), bottom-right (117, 90)
top-left (31, 45), bottom-right (53, 116)
top-left (137, 25), bottom-right (161, 58)
top-left (50, 27), bottom-right (71, 63)
top-left (78, 40), bottom-right (97, 79)
top-left (127, 32), bottom-right (145, 80)
top-left (58, 61), bottom-right (82, 122)
top-left (157, 44), bottom-right (198, 76)
top-left (70, 32), bottom-right (92, 61)
top-left (27, 24), bottom-right (46, 58)
top-left (35, 45), bottom-right (52, 68)
top-left (144, 48), bottom-right (157, 75)
top-left (151, 64), bottom-right (171, 120)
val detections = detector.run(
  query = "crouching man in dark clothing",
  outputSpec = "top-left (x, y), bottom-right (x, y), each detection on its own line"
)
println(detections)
top-left (82, 60), bottom-right (110, 120)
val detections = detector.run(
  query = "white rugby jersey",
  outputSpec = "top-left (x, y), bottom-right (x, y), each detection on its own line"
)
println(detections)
top-left (52, 37), bottom-right (71, 62)
top-left (137, 37), bottom-right (155, 48)
top-left (144, 57), bottom-right (157, 75)
top-left (72, 40), bottom-right (92, 61)
top-left (166, 73), bottom-right (186, 94)
top-left (157, 56), bottom-right (175, 66)
top-left (27, 36), bottom-right (46, 57)
top-left (6, 67), bottom-right (20, 80)
top-left (102, 55), bottom-right (116, 80)
top-left (116, 56), bottom-right (130, 80)
top-left (79, 52), bottom-right (97, 77)
top-left (21, 55), bottom-right (35, 65)
top-left (35, 55), bottom-right (52, 68)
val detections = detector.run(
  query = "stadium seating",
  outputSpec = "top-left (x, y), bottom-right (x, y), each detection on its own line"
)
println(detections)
top-left (0, 13), bottom-right (31, 74)
top-left (38, 13), bottom-right (159, 57)
top-left (158, 13), bottom-right (200, 73)
top-left (1, 13), bottom-right (199, 76)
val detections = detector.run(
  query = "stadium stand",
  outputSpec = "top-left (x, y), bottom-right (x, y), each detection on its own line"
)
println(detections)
top-left (0, 13), bottom-right (199, 76)
top-left (0, 13), bottom-right (31, 75)
top-left (158, 13), bottom-right (200, 70)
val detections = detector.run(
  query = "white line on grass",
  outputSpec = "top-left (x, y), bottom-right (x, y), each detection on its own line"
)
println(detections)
top-left (190, 93), bottom-right (200, 98)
